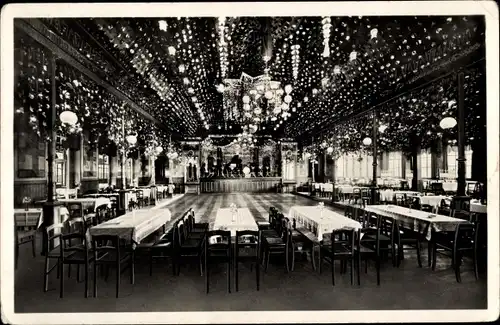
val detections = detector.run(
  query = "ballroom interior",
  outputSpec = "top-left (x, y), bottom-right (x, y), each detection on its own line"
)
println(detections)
top-left (10, 15), bottom-right (490, 313)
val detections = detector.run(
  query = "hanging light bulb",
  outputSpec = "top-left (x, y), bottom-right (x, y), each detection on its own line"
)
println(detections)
top-left (284, 84), bottom-right (293, 94)
top-left (242, 95), bottom-right (250, 104)
top-left (440, 117), bottom-right (457, 129)
top-left (265, 91), bottom-right (274, 100)
top-left (126, 135), bottom-right (137, 145)
top-left (370, 28), bottom-right (378, 39)
top-left (158, 20), bottom-right (167, 31)
top-left (350, 51), bottom-right (357, 61)
top-left (168, 46), bottom-right (176, 55)
top-left (284, 95), bottom-right (292, 104)
top-left (216, 84), bottom-right (225, 93)
top-left (178, 64), bottom-right (185, 73)
top-left (327, 147), bottom-right (334, 154)
top-left (362, 137), bottom-right (372, 146)
top-left (59, 111), bottom-right (78, 126)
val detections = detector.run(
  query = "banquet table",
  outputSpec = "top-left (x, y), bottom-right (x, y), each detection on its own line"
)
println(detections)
top-left (89, 208), bottom-right (172, 244)
top-left (288, 206), bottom-right (362, 241)
top-left (380, 190), bottom-right (421, 202)
top-left (211, 208), bottom-right (259, 237)
top-left (364, 205), bottom-right (469, 240)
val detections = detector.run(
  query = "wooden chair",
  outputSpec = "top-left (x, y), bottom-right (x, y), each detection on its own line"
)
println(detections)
top-left (205, 230), bottom-right (231, 293)
top-left (319, 229), bottom-right (355, 286)
top-left (286, 220), bottom-right (316, 271)
top-left (135, 219), bottom-right (175, 276)
top-left (234, 230), bottom-right (260, 292)
top-left (393, 222), bottom-right (423, 268)
top-left (355, 227), bottom-right (381, 286)
top-left (15, 213), bottom-right (39, 269)
top-left (43, 223), bottom-right (65, 293)
top-left (91, 234), bottom-right (134, 298)
top-left (262, 214), bottom-right (289, 273)
top-left (432, 222), bottom-right (479, 283)
top-left (174, 219), bottom-right (205, 276)
top-left (59, 232), bottom-right (92, 298)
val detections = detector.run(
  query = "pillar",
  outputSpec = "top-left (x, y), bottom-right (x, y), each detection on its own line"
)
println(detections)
top-left (456, 70), bottom-right (466, 197)
top-left (371, 112), bottom-right (378, 204)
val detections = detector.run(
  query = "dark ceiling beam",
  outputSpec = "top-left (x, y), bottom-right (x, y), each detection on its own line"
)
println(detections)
top-left (15, 18), bottom-right (179, 137)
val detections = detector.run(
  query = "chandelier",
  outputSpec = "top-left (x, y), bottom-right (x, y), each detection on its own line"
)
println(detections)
top-left (217, 56), bottom-right (293, 131)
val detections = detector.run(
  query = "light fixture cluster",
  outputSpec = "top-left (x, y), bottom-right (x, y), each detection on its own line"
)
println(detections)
top-left (291, 44), bottom-right (300, 79)
top-left (218, 17), bottom-right (229, 78)
top-left (321, 17), bottom-right (332, 57)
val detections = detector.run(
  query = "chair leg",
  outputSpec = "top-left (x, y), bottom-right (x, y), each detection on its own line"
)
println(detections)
top-left (473, 249), bottom-right (479, 280)
top-left (227, 258), bottom-right (231, 293)
top-left (416, 241), bottom-right (422, 268)
top-left (60, 263), bottom-right (64, 298)
top-left (31, 238), bottom-right (36, 258)
top-left (131, 253), bottom-right (135, 285)
top-left (376, 257), bottom-right (381, 286)
top-left (57, 258), bottom-right (60, 279)
top-left (205, 256), bottom-right (209, 294)
top-left (256, 260), bottom-right (260, 291)
top-left (318, 249), bottom-right (322, 274)
top-left (427, 241), bottom-right (432, 267)
top-left (149, 251), bottom-right (154, 276)
top-left (357, 254), bottom-right (361, 286)
top-left (115, 263), bottom-right (121, 298)
top-left (454, 251), bottom-right (462, 283)
top-left (84, 263), bottom-right (89, 298)
top-left (77, 264), bottom-right (81, 282)
top-left (235, 260), bottom-right (239, 292)
top-left (44, 257), bottom-right (50, 292)
top-left (15, 243), bottom-right (19, 270)
top-left (265, 250), bottom-right (270, 273)
top-left (331, 258), bottom-right (335, 286)
top-left (350, 258), bottom-right (354, 285)
top-left (311, 247), bottom-right (317, 271)
top-left (432, 244), bottom-right (437, 271)
top-left (93, 262), bottom-right (98, 298)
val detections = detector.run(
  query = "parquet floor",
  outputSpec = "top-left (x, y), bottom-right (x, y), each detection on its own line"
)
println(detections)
top-left (14, 194), bottom-right (487, 313)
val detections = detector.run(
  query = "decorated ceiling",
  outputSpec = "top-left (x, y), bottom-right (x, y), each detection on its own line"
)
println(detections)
top-left (14, 15), bottom-right (485, 152)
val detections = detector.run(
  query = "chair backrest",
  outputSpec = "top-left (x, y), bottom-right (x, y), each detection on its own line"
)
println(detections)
top-left (60, 232), bottom-right (89, 262)
top-left (91, 234), bottom-right (121, 262)
top-left (45, 223), bottom-right (65, 251)
top-left (67, 202), bottom-right (83, 219)
top-left (357, 227), bottom-right (380, 255)
top-left (205, 230), bottom-right (231, 254)
top-left (450, 196), bottom-right (471, 220)
top-left (330, 228), bottom-right (355, 256)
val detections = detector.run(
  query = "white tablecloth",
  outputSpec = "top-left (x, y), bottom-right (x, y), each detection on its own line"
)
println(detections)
top-left (471, 202), bottom-right (487, 214)
top-left (419, 195), bottom-right (449, 207)
top-left (14, 208), bottom-right (44, 228)
top-left (89, 208), bottom-right (172, 244)
top-left (288, 206), bottom-right (362, 241)
top-left (364, 205), bottom-right (468, 240)
top-left (212, 208), bottom-right (258, 237)
top-left (59, 197), bottom-right (112, 211)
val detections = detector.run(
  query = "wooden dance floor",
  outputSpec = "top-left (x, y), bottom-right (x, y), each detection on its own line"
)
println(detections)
top-left (162, 193), bottom-right (322, 225)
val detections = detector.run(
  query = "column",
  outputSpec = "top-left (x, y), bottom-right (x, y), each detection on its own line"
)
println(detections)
top-left (371, 112), bottom-right (378, 204)
top-left (109, 154), bottom-right (118, 187)
top-left (456, 70), bottom-right (466, 197)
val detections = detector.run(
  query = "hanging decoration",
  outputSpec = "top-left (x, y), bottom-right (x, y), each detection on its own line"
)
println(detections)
top-left (321, 17), bottom-right (332, 57)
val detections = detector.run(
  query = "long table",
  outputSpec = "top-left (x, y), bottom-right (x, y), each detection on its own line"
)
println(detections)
top-left (200, 177), bottom-right (281, 193)
top-left (212, 208), bottom-right (259, 237)
top-left (364, 205), bottom-right (469, 240)
top-left (89, 208), bottom-right (172, 244)
top-left (289, 206), bottom-right (362, 241)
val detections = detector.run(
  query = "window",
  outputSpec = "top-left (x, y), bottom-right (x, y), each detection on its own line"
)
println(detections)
top-left (82, 138), bottom-right (98, 178)
top-left (98, 154), bottom-right (109, 181)
top-left (421, 149), bottom-right (432, 179)
top-left (55, 161), bottom-right (65, 186)
top-left (15, 130), bottom-right (46, 179)
top-left (388, 152), bottom-right (402, 178)
top-left (446, 146), bottom-right (473, 179)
